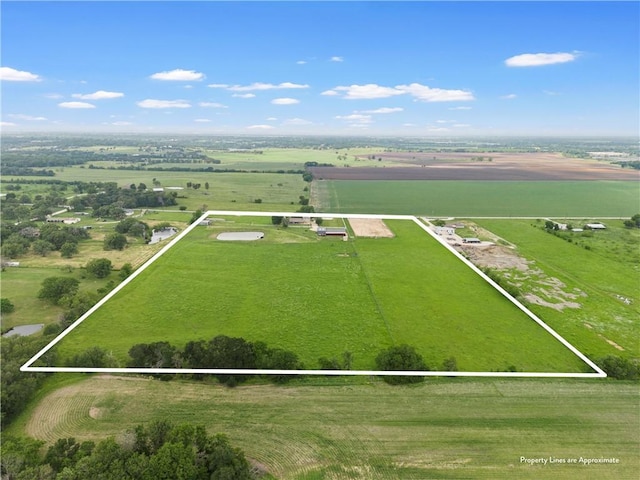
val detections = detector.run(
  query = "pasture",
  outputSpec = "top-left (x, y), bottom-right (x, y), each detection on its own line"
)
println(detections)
top-left (16, 375), bottom-right (640, 480)
top-left (317, 180), bottom-right (640, 217)
top-left (472, 220), bottom-right (640, 359)
top-left (52, 217), bottom-right (590, 373)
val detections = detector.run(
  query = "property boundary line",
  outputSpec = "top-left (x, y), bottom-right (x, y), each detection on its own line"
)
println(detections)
top-left (21, 210), bottom-right (607, 378)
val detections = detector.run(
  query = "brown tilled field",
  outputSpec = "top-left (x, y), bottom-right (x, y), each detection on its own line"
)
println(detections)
top-left (311, 152), bottom-right (639, 181)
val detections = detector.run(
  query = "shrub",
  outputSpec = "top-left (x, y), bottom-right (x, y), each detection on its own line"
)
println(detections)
top-left (375, 344), bottom-right (427, 385)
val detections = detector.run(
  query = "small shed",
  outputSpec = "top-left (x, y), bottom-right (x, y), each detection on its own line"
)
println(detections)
top-left (585, 223), bottom-right (606, 230)
top-left (462, 237), bottom-right (481, 244)
top-left (317, 227), bottom-right (347, 236)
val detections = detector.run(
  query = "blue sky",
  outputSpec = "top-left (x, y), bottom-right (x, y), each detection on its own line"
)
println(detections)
top-left (1, 1), bottom-right (638, 136)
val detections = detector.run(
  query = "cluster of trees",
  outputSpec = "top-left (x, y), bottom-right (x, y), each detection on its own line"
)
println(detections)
top-left (115, 218), bottom-right (150, 242)
top-left (68, 184), bottom-right (178, 219)
top-left (126, 335), bottom-right (303, 386)
top-left (1, 223), bottom-right (90, 260)
top-left (597, 355), bottom-right (640, 380)
top-left (1, 333), bottom-right (58, 426)
top-left (1, 421), bottom-right (253, 479)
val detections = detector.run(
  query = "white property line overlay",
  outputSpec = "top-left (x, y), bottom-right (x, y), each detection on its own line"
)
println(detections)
top-left (22, 210), bottom-right (606, 378)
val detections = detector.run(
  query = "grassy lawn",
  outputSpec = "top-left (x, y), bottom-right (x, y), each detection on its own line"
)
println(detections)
top-left (53, 218), bottom-right (589, 373)
top-left (473, 220), bottom-right (640, 359)
top-left (320, 180), bottom-right (640, 217)
top-left (1, 266), bottom-right (118, 331)
top-left (14, 375), bottom-right (640, 480)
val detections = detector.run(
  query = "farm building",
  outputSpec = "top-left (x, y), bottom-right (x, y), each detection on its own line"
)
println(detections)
top-left (317, 227), bottom-right (347, 236)
top-left (585, 223), bottom-right (606, 230)
top-left (46, 217), bottom-right (81, 224)
top-left (288, 216), bottom-right (311, 225)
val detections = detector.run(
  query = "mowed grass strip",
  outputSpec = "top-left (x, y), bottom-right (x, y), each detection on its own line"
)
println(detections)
top-left (21, 375), bottom-right (640, 480)
top-left (55, 218), bottom-right (589, 372)
top-left (322, 180), bottom-right (640, 217)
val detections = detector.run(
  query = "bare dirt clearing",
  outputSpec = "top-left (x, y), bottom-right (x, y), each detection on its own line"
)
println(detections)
top-left (456, 231), bottom-right (585, 311)
top-left (348, 218), bottom-right (394, 238)
top-left (312, 152), bottom-right (639, 181)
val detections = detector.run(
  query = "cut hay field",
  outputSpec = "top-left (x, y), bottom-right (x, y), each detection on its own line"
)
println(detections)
top-left (17, 375), bottom-right (640, 480)
top-left (317, 180), bottom-right (640, 217)
top-left (53, 217), bottom-right (590, 373)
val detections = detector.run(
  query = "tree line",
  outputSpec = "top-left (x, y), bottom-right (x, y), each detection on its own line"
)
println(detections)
top-left (1, 420), bottom-right (254, 480)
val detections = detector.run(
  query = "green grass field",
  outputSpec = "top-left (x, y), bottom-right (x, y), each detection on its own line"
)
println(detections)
top-left (319, 180), bottom-right (640, 217)
top-left (53, 218), bottom-right (590, 373)
top-left (13, 375), bottom-right (639, 480)
top-left (473, 220), bottom-right (640, 359)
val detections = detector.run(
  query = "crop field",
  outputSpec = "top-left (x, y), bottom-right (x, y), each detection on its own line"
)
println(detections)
top-left (16, 375), bottom-right (640, 480)
top-left (51, 216), bottom-right (591, 373)
top-left (317, 180), bottom-right (640, 216)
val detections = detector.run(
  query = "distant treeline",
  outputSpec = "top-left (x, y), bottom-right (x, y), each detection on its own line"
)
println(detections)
top-left (85, 164), bottom-right (306, 174)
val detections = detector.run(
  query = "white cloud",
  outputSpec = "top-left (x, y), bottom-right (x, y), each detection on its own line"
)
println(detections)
top-left (199, 102), bottom-right (228, 108)
top-left (453, 124), bottom-right (471, 128)
top-left (500, 93), bottom-right (517, 99)
top-left (336, 114), bottom-right (373, 124)
top-left (271, 97), bottom-right (300, 105)
top-left (0, 67), bottom-right (41, 82)
top-left (296, 60), bottom-right (307, 65)
top-left (194, 118), bottom-right (212, 123)
top-left (58, 101), bottom-right (96, 109)
top-left (150, 69), bottom-right (205, 81)
top-left (213, 82), bottom-right (310, 92)
top-left (282, 118), bottom-right (312, 126)
top-left (330, 56), bottom-right (344, 62)
top-left (136, 99), bottom-right (191, 109)
top-left (326, 83), bottom-right (473, 102)
top-left (363, 107), bottom-right (404, 114)
top-left (321, 89), bottom-right (339, 96)
top-left (266, 117), bottom-right (278, 121)
top-left (1, 122), bottom-right (17, 127)
top-left (544, 90), bottom-right (562, 96)
top-left (8, 114), bottom-right (47, 121)
top-left (43, 93), bottom-right (63, 99)
top-left (335, 84), bottom-right (405, 99)
top-left (403, 123), bottom-right (417, 127)
top-left (395, 83), bottom-right (475, 102)
top-left (505, 52), bottom-right (578, 67)
top-left (246, 124), bottom-right (275, 130)
top-left (72, 90), bottom-right (124, 100)
top-left (449, 106), bottom-right (472, 110)
top-left (427, 127), bottom-right (450, 132)
top-left (232, 93), bottom-right (256, 98)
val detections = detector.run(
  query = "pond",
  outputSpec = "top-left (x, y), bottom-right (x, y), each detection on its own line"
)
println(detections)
top-left (3, 324), bottom-right (44, 337)
top-left (150, 227), bottom-right (178, 244)
top-left (217, 231), bottom-right (265, 241)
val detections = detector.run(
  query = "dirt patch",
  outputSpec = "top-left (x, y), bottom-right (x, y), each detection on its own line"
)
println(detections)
top-left (348, 218), bottom-right (394, 238)
top-left (459, 244), bottom-right (529, 271)
top-left (89, 407), bottom-right (103, 419)
top-left (311, 152), bottom-right (640, 181)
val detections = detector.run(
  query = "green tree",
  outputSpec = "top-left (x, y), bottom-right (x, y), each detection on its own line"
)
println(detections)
top-left (375, 344), bottom-right (427, 385)
top-left (85, 258), bottom-right (113, 278)
top-left (1, 298), bottom-right (15, 314)
top-left (60, 242), bottom-right (79, 258)
top-left (119, 263), bottom-right (133, 280)
top-left (32, 239), bottom-right (55, 257)
top-left (103, 232), bottom-right (127, 251)
top-left (38, 277), bottom-right (80, 304)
